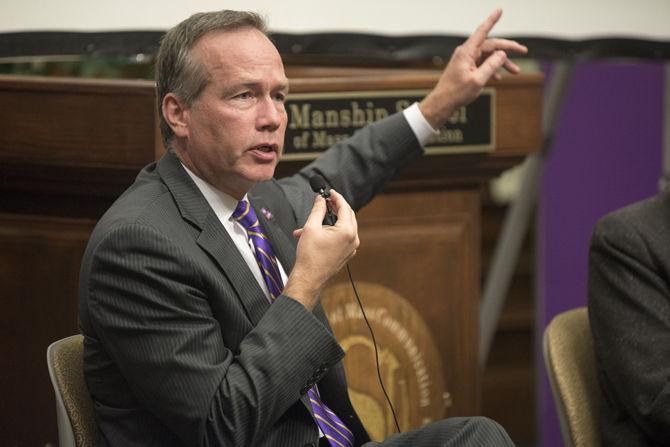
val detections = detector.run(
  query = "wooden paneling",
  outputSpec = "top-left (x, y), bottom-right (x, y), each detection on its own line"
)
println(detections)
top-left (0, 76), bottom-right (157, 168)
top-left (0, 215), bottom-right (95, 446)
top-left (0, 76), bottom-right (158, 219)
top-left (360, 189), bottom-right (479, 411)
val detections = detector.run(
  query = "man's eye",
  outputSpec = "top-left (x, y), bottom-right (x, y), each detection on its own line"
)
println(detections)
top-left (274, 92), bottom-right (287, 102)
top-left (236, 92), bottom-right (252, 99)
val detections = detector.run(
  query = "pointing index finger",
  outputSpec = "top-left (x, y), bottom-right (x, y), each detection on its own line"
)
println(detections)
top-left (464, 8), bottom-right (503, 50)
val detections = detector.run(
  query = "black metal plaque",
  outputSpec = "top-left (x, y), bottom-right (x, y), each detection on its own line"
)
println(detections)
top-left (283, 89), bottom-right (494, 160)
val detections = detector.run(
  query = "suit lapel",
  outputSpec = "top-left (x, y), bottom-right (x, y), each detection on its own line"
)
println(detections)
top-left (157, 152), bottom-right (269, 326)
top-left (196, 214), bottom-right (270, 326)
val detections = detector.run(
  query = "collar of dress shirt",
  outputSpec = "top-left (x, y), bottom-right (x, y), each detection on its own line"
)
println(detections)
top-left (179, 161), bottom-right (288, 302)
top-left (180, 162), bottom-right (240, 225)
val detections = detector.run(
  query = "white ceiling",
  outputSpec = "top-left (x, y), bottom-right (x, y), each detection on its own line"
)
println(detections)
top-left (2, 0), bottom-right (669, 39)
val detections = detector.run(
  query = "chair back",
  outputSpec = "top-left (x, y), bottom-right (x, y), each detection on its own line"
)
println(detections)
top-left (543, 307), bottom-right (600, 447)
top-left (46, 334), bottom-right (98, 447)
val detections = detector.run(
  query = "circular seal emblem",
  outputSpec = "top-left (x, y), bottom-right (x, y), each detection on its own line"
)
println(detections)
top-left (321, 281), bottom-right (449, 441)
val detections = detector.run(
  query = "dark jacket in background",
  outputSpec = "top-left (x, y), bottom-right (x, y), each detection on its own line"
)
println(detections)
top-left (589, 192), bottom-right (670, 447)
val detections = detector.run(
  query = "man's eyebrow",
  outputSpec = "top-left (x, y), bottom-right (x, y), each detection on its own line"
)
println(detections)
top-left (276, 81), bottom-right (290, 92)
top-left (223, 80), bottom-right (289, 93)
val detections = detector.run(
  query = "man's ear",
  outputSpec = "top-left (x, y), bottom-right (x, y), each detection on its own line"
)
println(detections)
top-left (162, 93), bottom-right (189, 138)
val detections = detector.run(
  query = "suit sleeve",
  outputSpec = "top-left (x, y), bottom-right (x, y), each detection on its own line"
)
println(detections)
top-left (278, 112), bottom-right (423, 221)
top-left (588, 215), bottom-right (670, 444)
top-left (86, 223), bottom-right (344, 446)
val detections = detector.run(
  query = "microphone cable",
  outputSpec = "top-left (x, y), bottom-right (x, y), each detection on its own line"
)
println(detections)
top-left (346, 264), bottom-right (402, 434)
top-left (309, 173), bottom-right (401, 433)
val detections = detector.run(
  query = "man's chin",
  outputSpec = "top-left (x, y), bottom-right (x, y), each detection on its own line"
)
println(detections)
top-left (247, 166), bottom-right (277, 184)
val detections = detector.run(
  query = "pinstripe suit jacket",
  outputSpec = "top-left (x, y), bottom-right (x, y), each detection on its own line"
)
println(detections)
top-left (78, 112), bottom-right (423, 447)
top-left (589, 192), bottom-right (670, 447)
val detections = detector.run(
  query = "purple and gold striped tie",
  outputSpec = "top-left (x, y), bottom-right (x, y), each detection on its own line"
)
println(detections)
top-left (307, 386), bottom-right (355, 447)
top-left (232, 199), bottom-right (355, 447)
top-left (232, 199), bottom-right (283, 300)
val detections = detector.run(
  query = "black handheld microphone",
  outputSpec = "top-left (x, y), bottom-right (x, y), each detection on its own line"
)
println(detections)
top-left (309, 174), bottom-right (330, 199)
top-left (309, 174), bottom-right (336, 225)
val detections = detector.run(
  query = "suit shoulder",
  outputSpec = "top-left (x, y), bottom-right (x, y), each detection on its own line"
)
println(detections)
top-left (91, 165), bottom-right (178, 242)
top-left (596, 193), bottom-right (670, 233)
top-left (592, 193), bottom-right (670, 255)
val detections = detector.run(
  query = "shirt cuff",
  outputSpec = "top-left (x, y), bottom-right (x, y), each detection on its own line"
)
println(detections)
top-left (402, 102), bottom-right (440, 147)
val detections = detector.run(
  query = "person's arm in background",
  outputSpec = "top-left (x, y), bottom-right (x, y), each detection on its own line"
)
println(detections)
top-left (588, 196), bottom-right (670, 445)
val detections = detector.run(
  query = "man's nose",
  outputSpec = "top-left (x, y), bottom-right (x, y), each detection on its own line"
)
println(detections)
top-left (256, 97), bottom-right (284, 131)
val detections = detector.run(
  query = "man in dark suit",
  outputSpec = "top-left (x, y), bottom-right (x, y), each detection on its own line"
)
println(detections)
top-left (79, 9), bottom-right (526, 447)
top-left (589, 192), bottom-right (670, 446)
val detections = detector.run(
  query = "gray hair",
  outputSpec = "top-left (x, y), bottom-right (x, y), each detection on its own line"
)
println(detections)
top-left (155, 10), bottom-right (268, 148)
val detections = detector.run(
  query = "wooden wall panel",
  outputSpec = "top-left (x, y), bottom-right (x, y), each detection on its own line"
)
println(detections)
top-left (0, 215), bottom-right (95, 446)
top-left (0, 76), bottom-right (157, 168)
top-left (354, 189), bottom-right (481, 419)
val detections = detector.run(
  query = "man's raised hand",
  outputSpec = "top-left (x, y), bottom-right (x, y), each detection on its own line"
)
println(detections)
top-left (420, 9), bottom-right (528, 129)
